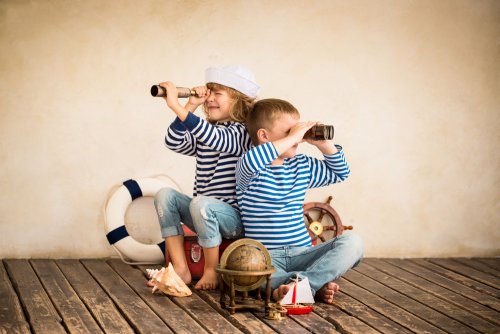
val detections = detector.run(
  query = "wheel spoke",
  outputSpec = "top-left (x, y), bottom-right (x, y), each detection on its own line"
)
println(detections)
top-left (318, 209), bottom-right (326, 222)
top-left (303, 197), bottom-right (347, 243)
top-left (304, 213), bottom-right (313, 224)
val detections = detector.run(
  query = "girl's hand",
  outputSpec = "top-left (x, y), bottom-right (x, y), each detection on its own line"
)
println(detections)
top-left (158, 81), bottom-right (189, 120)
top-left (159, 81), bottom-right (182, 112)
top-left (186, 86), bottom-right (209, 111)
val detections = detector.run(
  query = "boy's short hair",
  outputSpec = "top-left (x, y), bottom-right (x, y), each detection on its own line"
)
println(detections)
top-left (204, 82), bottom-right (255, 123)
top-left (246, 98), bottom-right (300, 145)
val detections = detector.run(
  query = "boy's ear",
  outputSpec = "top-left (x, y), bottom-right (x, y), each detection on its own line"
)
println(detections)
top-left (257, 128), bottom-right (268, 143)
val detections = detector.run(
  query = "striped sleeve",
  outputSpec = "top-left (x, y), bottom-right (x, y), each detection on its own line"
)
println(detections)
top-left (236, 142), bottom-right (279, 191)
top-left (164, 117), bottom-right (197, 156)
top-left (307, 145), bottom-right (350, 188)
top-left (183, 113), bottom-right (251, 156)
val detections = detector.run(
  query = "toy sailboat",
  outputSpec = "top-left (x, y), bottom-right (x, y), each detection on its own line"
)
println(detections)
top-left (281, 274), bottom-right (315, 315)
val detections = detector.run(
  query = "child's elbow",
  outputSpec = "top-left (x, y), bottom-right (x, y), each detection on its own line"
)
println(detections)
top-left (338, 169), bottom-right (350, 181)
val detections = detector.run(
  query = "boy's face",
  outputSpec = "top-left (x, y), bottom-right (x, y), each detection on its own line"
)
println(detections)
top-left (264, 113), bottom-right (300, 159)
top-left (205, 88), bottom-right (233, 122)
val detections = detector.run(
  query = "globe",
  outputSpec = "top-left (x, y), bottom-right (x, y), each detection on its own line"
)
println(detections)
top-left (223, 239), bottom-right (270, 288)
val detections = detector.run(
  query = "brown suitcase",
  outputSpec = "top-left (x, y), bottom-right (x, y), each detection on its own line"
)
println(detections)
top-left (181, 225), bottom-right (235, 280)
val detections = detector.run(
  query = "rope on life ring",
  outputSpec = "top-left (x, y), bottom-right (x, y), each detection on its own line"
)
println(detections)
top-left (103, 175), bottom-right (180, 264)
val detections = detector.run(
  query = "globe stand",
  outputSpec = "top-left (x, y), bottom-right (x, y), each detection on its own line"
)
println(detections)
top-left (215, 239), bottom-right (275, 315)
top-left (216, 268), bottom-right (275, 314)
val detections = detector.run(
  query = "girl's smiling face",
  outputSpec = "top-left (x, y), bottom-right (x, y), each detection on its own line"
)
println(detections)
top-left (204, 88), bottom-right (234, 122)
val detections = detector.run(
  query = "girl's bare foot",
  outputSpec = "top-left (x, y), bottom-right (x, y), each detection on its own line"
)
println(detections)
top-left (146, 265), bottom-right (192, 287)
top-left (194, 268), bottom-right (218, 290)
top-left (272, 282), bottom-right (294, 301)
top-left (315, 281), bottom-right (340, 304)
top-left (173, 265), bottom-right (192, 285)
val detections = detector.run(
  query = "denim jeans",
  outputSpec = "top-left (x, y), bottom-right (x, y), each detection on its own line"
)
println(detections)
top-left (267, 233), bottom-right (364, 295)
top-left (154, 187), bottom-right (243, 248)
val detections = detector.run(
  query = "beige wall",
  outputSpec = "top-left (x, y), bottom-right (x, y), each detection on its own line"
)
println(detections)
top-left (1, 0), bottom-right (498, 258)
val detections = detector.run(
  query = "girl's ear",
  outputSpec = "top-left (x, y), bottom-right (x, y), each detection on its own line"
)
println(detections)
top-left (256, 128), bottom-right (268, 143)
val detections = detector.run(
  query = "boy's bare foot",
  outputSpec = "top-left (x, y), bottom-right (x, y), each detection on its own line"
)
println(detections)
top-left (272, 282), bottom-right (294, 301)
top-left (194, 268), bottom-right (218, 290)
top-left (315, 281), bottom-right (340, 304)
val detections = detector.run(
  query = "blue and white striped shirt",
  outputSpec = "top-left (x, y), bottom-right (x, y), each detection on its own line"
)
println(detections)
top-left (165, 112), bottom-right (252, 208)
top-left (236, 142), bottom-right (350, 249)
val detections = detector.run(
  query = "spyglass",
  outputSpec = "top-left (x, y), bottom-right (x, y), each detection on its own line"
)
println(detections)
top-left (151, 85), bottom-right (195, 98)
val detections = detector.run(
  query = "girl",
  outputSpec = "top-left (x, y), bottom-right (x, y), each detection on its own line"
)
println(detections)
top-left (154, 65), bottom-right (259, 290)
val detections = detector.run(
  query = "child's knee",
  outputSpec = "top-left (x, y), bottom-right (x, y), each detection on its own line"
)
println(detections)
top-left (154, 187), bottom-right (178, 207)
top-left (154, 187), bottom-right (183, 220)
top-left (155, 187), bottom-right (177, 203)
top-left (341, 233), bottom-right (364, 261)
top-left (189, 196), bottom-right (212, 218)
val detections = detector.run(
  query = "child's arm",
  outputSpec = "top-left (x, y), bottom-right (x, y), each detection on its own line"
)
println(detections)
top-left (236, 142), bottom-right (279, 191)
top-left (159, 82), bottom-right (209, 156)
top-left (159, 82), bottom-right (209, 121)
top-left (164, 118), bottom-right (197, 156)
top-left (306, 143), bottom-right (350, 188)
top-left (183, 116), bottom-right (251, 156)
top-left (272, 121), bottom-right (316, 155)
top-left (160, 81), bottom-right (250, 156)
top-left (305, 137), bottom-right (338, 155)
top-left (236, 122), bottom-right (316, 190)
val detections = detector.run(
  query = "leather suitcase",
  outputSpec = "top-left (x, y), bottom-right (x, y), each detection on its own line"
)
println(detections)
top-left (181, 225), bottom-right (235, 280)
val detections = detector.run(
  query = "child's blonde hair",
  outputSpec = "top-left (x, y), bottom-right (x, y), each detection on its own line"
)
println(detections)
top-left (246, 98), bottom-right (300, 145)
top-left (203, 83), bottom-right (255, 123)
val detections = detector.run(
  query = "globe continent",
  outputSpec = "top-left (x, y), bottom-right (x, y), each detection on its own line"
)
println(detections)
top-left (225, 244), bottom-right (267, 286)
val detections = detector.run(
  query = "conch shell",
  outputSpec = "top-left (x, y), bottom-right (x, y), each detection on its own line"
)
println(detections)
top-left (146, 263), bottom-right (192, 297)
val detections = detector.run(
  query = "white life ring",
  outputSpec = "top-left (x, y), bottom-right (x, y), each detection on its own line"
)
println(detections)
top-left (104, 176), bottom-right (180, 264)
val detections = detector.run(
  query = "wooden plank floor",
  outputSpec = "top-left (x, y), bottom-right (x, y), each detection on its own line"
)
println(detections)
top-left (1, 258), bottom-right (499, 334)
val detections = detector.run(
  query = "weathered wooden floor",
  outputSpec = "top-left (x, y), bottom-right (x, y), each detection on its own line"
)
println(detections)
top-left (1, 258), bottom-right (499, 333)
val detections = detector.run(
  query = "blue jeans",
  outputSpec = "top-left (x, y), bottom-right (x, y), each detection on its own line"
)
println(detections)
top-left (154, 187), bottom-right (243, 248)
top-left (268, 233), bottom-right (364, 295)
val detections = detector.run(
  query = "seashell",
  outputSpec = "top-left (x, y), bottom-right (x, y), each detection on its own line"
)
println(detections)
top-left (146, 268), bottom-right (161, 279)
top-left (146, 263), bottom-right (192, 297)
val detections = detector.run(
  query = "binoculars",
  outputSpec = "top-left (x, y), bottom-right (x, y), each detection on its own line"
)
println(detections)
top-left (151, 85), bottom-right (195, 98)
top-left (304, 125), bottom-right (334, 140)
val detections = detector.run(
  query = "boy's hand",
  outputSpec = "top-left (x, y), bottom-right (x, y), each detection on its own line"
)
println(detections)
top-left (288, 121), bottom-right (317, 144)
top-left (305, 137), bottom-right (338, 155)
top-left (271, 121), bottom-right (315, 159)
top-left (302, 121), bottom-right (338, 154)
top-left (186, 86), bottom-right (210, 111)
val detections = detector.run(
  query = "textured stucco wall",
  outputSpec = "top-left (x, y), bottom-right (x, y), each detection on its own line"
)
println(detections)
top-left (1, 0), bottom-right (499, 258)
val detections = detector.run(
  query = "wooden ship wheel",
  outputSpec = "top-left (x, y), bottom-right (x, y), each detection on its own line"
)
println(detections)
top-left (303, 196), bottom-right (353, 243)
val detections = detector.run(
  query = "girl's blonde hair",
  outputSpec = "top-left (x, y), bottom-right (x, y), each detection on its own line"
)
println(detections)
top-left (204, 83), bottom-right (256, 123)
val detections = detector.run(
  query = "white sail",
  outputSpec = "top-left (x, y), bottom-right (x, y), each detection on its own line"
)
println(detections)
top-left (297, 277), bottom-right (316, 304)
top-left (281, 277), bottom-right (315, 305)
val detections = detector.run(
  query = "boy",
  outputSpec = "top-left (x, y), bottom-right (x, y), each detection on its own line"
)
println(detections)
top-left (235, 98), bottom-right (363, 303)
